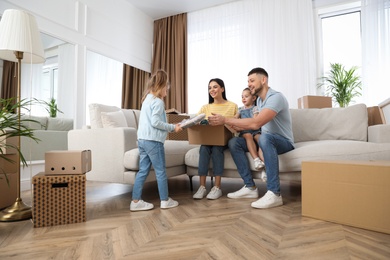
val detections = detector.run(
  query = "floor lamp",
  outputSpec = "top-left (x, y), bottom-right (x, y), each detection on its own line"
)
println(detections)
top-left (0, 9), bottom-right (45, 221)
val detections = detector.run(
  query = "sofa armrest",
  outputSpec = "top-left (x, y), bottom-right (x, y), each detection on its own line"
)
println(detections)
top-left (68, 127), bottom-right (137, 183)
top-left (368, 124), bottom-right (390, 143)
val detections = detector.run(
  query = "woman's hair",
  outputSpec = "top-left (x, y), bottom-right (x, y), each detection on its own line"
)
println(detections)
top-left (208, 78), bottom-right (227, 104)
top-left (141, 69), bottom-right (168, 103)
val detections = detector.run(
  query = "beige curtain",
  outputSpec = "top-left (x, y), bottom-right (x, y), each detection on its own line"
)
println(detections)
top-left (152, 13), bottom-right (187, 113)
top-left (1, 60), bottom-right (17, 100)
top-left (122, 64), bottom-right (150, 109)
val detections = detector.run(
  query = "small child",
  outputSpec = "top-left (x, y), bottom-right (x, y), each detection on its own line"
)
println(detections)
top-left (130, 69), bottom-right (183, 211)
top-left (236, 88), bottom-right (265, 171)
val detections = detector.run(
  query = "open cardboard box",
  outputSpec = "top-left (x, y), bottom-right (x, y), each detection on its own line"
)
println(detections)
top-left (188, 124), bottom-right (235, 146)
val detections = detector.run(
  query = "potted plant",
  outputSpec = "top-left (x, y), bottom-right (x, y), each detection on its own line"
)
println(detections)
top-left (0, 98), bottom-right (40, 185)
top-left (318, 63), bottom-right (362, 107)
top-left (35, 98), bottom-right (63, 118)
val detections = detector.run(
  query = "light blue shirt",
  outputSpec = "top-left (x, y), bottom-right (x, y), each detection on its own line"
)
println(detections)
top-left (257, 88), bottom-right (294, 146)
top-left (137, 94), bottom-right (175, 143)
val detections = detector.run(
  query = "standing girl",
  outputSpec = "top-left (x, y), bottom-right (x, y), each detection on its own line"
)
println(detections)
top-left (130, 69), bottom-right (182, 211)
top-left (193, 78), bottom-right (238, 200)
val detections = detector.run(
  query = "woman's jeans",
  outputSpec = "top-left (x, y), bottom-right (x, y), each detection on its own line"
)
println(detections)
top-left (228, 132), bottom-right (294, 194)
top-left (132, 139), bottom-right (169, 201)
top-left (198, 145), bottom-right (226, 176)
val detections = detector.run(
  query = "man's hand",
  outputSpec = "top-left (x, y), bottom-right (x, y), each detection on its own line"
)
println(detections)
top-left (208, 113), bottom-right (225, 126)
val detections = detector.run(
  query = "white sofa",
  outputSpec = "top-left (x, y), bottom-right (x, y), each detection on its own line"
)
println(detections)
top-left (185, 103), bottom-right (390, 188)
top-left (21, 115), bottom-right (73, 161)
top-left (68, 103), bottom-right (390, 189)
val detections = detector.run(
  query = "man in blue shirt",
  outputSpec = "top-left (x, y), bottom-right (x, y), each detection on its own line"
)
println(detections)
top-left (208, 67), bottom-right (294, 209)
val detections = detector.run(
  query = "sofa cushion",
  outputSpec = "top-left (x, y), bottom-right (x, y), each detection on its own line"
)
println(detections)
top-left (89, 103), bottom-right (120, 129)
top-left (290, 103), bottom-right (368, 143)
top-left (101, 110), bottom-right (128, 128)
top-left (21, 115), bottom-right (47, 130)
top-left (121, 109), bottom-right (138, 129)
top-left (47, 118), bottom-right (73, 131)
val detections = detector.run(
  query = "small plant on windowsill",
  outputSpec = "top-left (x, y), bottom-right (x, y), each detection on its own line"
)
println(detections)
top-left (35, 98), bottom-right (63, 118)
top-left (0, 98), bottom-right (40, 186)
top-left (318, 63), bottom-right (362, 107)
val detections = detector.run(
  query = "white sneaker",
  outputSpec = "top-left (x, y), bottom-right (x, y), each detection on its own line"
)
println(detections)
top-left (193, 185), bottom-right (207, 199)
top-left (260, 170), bottom-right (267, 182)
top-left (179, 113), bottom-right (206, 129)
top-left (130, 200), bottom-right (154, 211)
top-left (251, 190), bottom-right (283, 209)
top-left (254, 158), bottom-right (265, 170)
top-left (206, 186), bottom-right (222, 200)
top-left (161, 197), bottom-right (179, 209)
top-left (227, 185), bottom-right (258, 199)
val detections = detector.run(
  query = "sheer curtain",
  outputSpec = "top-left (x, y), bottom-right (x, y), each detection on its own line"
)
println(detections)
top-left (85, 50), bottom-right (123, 123)
top-left (57, 43), bottom-right (75, 118)
top-left (187, 0), bottom-right (317, 113)
top-left (361, 0), bottom-right (390, 106)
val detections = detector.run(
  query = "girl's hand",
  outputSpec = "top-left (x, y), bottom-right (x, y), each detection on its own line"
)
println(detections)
top-left (174, 124), bottom-right (183, 132)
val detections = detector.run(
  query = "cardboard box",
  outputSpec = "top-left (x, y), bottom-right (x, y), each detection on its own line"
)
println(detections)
top-left (367, 106), bottom-right (384, 126)
top-left (188, 124), bottom-right (234, 146)
top-left (166, 114), bottom-right (189, 140)
top-left (302, 160), bottom-right (390, 234)
top-left (32, 172), bottom-right (86, 227)
top-left (0, 135), bottom-right (18, 154)
top-left (298, 95), bottom-right (332, 109)
top-left (0, 154), bottom-right (19, 173)
top-left (0, 173), bottom-right (17, 209)
top-left (45, 150), bottom-right (91, 174)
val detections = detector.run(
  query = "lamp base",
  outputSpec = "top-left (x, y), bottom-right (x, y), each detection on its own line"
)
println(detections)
top-left (0, 198), bottom-right (32, 222)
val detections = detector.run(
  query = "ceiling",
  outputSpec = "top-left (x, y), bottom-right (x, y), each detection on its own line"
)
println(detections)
top-left (126, 0), bottom-right (242, 20)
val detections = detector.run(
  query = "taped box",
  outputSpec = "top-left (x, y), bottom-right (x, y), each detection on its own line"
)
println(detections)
top-left (45, 150), bottom-right (91, 174)
top-left (298, 95), bottom-right (332, 109)
top-left (302, 160), bottom-right (390, 234)
top-left (32, 172), bottom-right (86, 227)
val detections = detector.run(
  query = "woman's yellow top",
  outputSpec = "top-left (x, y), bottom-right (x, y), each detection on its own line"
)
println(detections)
top-left (198, 101), bottom-right (238, 119)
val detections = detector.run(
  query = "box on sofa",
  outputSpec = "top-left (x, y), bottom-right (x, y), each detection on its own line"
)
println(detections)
top-left (302, 160), bottom-right (390, 234)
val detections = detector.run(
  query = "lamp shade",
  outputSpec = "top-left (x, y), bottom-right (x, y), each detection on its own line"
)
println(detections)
top-left (0, 9), bottom-right (45, 63)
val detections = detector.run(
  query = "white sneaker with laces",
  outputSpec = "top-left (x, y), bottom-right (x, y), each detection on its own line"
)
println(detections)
top-left (130, 200), bottom-right (154, 211)
top-left (161, 197), bottom-right (179, 209)
top-left (206, 186), bottom-right (222, 200)
top-left (260, 170), bottom-right (267, 182)
top-left (193, 185), bottom-right (207, 199)
top-left (251, 190), bottom-right (283, 209)
top-left (227, 185), bottom-right (258, 199)
top-left (254, 158), bottom-right (265, 170)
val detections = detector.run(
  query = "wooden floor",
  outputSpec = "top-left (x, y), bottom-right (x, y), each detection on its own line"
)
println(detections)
top-left (1, 175), bottom-right (389, 260)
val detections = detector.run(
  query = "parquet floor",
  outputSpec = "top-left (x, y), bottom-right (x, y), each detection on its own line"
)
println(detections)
top-left (1, 175), bottom-right (389, 260)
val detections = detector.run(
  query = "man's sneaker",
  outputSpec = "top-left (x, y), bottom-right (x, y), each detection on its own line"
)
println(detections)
top-left (161, 197), bottom-right (179, 209)
top-left (227, 185), bottom-right (258, 199)
top-left (193, 185), bottom-right (207, 199)
top-left (179, 113), bottom-right (206, 129)
top-left (130, 200), bottom-right (154, 211)
top-left (261, 170), bottom-right (267, 182)
top-left (251, 190), bottom-right (283, 209)
top-left (206, 186), bottom-right (222, 200)
top-left (254, 158), bottom-right (265, 170)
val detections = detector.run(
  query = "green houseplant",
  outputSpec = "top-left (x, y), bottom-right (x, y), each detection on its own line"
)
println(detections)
top-left (0, 98), bottom-right (40, 185)
top-left (35, 98), bottom-right (63, 118)
top-left (318, 63), bottom-right (362, 107)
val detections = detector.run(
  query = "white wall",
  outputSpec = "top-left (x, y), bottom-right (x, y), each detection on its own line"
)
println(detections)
top-left (0, 0), bottom-right (154, 128)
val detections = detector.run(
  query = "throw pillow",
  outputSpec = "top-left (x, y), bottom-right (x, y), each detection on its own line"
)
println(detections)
top-left (101, 110), bottom-right (128, 128)
top-left (89, 103), bottom-right (120, 128)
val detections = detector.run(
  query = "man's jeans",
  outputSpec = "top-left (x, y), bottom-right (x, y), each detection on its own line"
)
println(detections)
top-left (228, 132), bottom-right (294, 194)
top-left (132, 139), bottom-right (169, 201)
